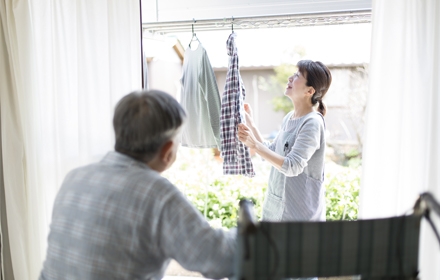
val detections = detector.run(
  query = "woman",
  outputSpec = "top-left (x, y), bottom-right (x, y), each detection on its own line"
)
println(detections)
top-left (238, 60), bottom-right (332, 222)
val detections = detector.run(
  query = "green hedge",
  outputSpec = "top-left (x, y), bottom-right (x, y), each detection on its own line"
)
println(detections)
top-left (325, 158), bottom-right (360, 221)
top-left (164, 148), bottom-right (360, 229)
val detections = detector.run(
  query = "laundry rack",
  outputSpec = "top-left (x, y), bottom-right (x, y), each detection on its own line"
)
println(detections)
top-left (141, 10), bottom-right (372, 34)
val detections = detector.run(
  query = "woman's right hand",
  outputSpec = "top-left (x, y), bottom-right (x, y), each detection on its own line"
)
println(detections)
top-left (238, 123), bottom-right (258, 149)
top-left (243, 103), bottom-right (254, 126)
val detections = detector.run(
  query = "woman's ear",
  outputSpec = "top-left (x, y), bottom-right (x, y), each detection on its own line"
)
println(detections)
top-left (307, 87), bottom-right (315, 96)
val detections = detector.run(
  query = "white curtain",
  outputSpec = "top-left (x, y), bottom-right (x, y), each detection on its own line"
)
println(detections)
top-left (360, 0), bottom-right (440, 279)
top-left (0, 0), bottom-right (141, 279)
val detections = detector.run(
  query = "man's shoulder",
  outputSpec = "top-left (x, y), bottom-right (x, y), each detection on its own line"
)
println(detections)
top-left (63, 156), bottom-right (180, 197)
top-left (63, 162), bottom-right (100, 182)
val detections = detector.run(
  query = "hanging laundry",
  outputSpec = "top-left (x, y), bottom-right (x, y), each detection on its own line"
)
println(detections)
top-left (220, 32), bottom-right (255, 177)
top-left (180, 43), bottom-right (221, 149)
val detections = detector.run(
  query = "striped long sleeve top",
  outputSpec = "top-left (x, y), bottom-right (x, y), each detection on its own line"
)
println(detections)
top-left (262, 111), bottom-right (326, 222)
top-left (180, 44), bottom-right (222, 149)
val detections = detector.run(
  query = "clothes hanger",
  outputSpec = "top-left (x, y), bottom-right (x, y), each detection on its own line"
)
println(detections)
top-left (232, 16), bottom-right (234, 33)
top-left (189, 18), bottom-right (200, 48)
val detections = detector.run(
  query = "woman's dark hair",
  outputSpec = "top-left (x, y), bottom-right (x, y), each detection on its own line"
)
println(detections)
top-left (297, 60), bottom-right (332, 116)
top-left (113, 90), bottom-right (186, 162)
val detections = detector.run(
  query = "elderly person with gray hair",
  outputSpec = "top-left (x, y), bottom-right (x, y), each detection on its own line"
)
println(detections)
top-left (39, 90), bottom-right (236, 280)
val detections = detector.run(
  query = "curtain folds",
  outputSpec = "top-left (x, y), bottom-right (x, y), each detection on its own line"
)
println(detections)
top-left (360, 0), bottom-right (440, 279)
top-left (0, 0), bottom-right (141, 279)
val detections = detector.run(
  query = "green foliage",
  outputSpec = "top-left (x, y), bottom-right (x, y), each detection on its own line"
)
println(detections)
top-left (257, 61), bottom-right (299, 115)
top-left (345, 148), bottom-right (360, 158)
top-left (266, 63), bottom-right (297, 115)
top-left (185, 177), bottom-right (266, 229)
top-left (271, 95), bottom-right (294, 115)
top-left (273, 63), bottom-right (298, 86)
top-left (163, 148), bottom-right (268, 229)
top-left (271, 63), bottom-right (298, 114)
top-left (344, 148), bottom-right (362, 168)
top-left (325, 161), bottom-right (361, 221)
top-left (347, 157), bottom-right (362, 168)
top-left (163, 148), bottom-right (361, 229)
top-left (258, 46), bottom-right (306, 115)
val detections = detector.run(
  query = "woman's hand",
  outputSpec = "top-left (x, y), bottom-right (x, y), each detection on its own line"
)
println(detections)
top-left (238, 123), bottom-right (285, 170)
top-left (243, 103), bottom-right (254, 127)
top-left (238, 123), bottom-right (259, 149)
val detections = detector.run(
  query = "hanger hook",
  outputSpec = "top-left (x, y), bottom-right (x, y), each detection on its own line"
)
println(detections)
top-left (232, 16), bottom-right (234, 32)
top-left (192, 18), bottom-right (196, 35)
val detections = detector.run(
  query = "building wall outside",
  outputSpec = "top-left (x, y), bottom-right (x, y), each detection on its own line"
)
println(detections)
top-left (146, 44), bottom-right (182, 100)
top-left (215, 65), bottom-right (368, 151)
top-left (214, 68), bottom-right (286, 137)
top-left (146, 53), bottom-right (368, 152)
top-left (147, 60), bottom-right (182, 100)
top-left (324, 65), bottom-right (367, 150)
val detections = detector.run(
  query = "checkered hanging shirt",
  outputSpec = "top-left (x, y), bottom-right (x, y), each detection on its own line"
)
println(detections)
top-left (220, 32), bottom-right (255, 177)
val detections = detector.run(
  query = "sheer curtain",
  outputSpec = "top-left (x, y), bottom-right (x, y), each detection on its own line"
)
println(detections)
top-left (0, 0), bottom-right (141, 279)
top-left (360, 0), bottom-right (440, 279)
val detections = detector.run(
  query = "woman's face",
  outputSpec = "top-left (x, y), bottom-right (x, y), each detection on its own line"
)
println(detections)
top-left (284, 71), bottom-right (309, 99)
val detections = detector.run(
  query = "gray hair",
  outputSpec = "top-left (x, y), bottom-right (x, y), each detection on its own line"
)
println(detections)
top-left (113, 90), bottom-right (186, 162)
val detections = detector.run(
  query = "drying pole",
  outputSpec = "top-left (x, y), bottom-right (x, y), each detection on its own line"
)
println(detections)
top-left (204, 151), bottom-right (209, 217)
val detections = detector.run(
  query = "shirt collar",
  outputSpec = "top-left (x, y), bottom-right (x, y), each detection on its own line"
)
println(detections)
top-left (226, 32), bottom-right (237, 56)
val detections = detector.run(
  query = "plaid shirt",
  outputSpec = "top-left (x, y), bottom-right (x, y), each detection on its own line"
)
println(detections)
top-left (40, 152), bottom-right (236, 280)
top-left (220, 32), bottom-right (255, 177)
